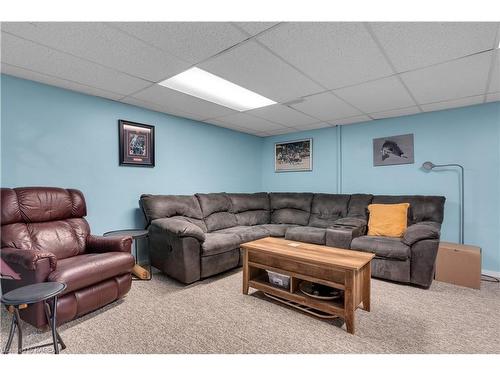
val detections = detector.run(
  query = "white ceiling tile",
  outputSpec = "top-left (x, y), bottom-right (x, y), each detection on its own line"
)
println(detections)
top-left (400, 52), bottom-right (492, 104)
top-left (132, 85), bottom-right (236, 120)
top-left (245, 104), bottom-right (318, 127)
top-left (487, 50), bottom-right (500, 93)
top-left (371, 22), bottom-right (499, 72)
top-left (254, 132), bottom-right (269, 137)
top-left (1, 33), bottom-right (151, 95)
top-left (1, 63), bottom-right (123, 101)
top-left (334, 76), bottom-right (415, 113)
top-left (234, 22), bottom-right (279, 36)
top-left (2, 22), bottom-right (189, 82)
top-left (213, 112), bottom-right (286, 132)
top-left (265, 128), bottom-right (298, 136)
top-left (205, 118), bottom-right (254, 133)
top-left (119, 96), bottom-right (197, 119)
top-left (292, 122), bottom-right (333, 131)
top-left (335, 115), bottom-right (372, 126)
top-left (111, 22), bottom-right (248, 64)
top-left (421, 95), bottom-right (485, 112)
top-left (486, 92), bottom-right (500, 102)
top-left (257, 22), bottom-right (393, 89)
top-left (370, 106), bottom-right (421, 120)
top-left (199, 40), bottom-right (323, 103)
top-left (289, 92), bottom-right (362, 121)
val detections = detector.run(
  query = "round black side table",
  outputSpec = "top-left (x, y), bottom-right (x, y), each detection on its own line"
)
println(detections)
top-left (1, 282), bottom-right (66, 354)
top-left (103, 229), bottom-right (151, 280)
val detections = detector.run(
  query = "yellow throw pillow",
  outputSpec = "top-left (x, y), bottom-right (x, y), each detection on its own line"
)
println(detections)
top-left (367, 203), bottom-right (410, 238)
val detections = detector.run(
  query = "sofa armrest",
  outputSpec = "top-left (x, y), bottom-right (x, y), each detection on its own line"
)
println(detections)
top-left (410, 239), bottom-right (440, 288)
top-left (149, 224), bottom-right (201, 284)
top-left (86, 235), bottom-right (132, 253)
top-left (1, 247), bottom-right (57, 272)
top-left (151, 218), bottom-right (206, 242)
top-left (402, 221), bottom-right (441, 246)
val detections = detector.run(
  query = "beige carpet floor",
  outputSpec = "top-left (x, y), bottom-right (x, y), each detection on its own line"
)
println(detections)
top-left (1, 269), bottom-right (499, 354)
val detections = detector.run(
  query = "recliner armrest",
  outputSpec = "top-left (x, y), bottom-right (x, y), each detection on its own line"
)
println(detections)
top-left (86, 235), bottom-right (132, 253)
top-left (1, 247), bottom-right (57, 272)
top-left (151, 218), bottom-right (206, 242)
top-left (402, 221), bottom-right (441, 246)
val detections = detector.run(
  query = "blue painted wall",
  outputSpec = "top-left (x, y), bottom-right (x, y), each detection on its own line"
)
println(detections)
top-left (262, 103), bottom-right (500, 273)
top-left (1, 75), bottom-right (263, 234)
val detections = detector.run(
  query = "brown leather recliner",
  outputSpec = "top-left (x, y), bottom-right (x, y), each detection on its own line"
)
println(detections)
top-left (1, 187), bottom-right (135, 328)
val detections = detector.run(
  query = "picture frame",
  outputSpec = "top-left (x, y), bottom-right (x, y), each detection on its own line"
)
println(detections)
top-left (275, 138), bottom-right (312, 172)
top-left (118, 119), bottom-right (155, 167)
top-left (373, 133), bottom-right (414, 167)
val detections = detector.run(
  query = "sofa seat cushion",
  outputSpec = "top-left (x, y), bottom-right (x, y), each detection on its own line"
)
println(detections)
top-left (48, 252), bottom-right (135, 294)
top-left (285, 226), bottom-right (326, 245)
top-left (333, 217), bottom-right (367, 227)
top-left (201, 233), bottom-right (242, 256)
top-left (258, 224), bottom-right (296, 237)
top-left (350, 236), bottom-right (410, 260)
top-left (215, 226), bottom-right (269, 243)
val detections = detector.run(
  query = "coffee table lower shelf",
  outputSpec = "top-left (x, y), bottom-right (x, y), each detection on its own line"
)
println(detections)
top-left (248, 278), bottom-right (345, 320)
top-left (262, 293), bottom-right (338, 319)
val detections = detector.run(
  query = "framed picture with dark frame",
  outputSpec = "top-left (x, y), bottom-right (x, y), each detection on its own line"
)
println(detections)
top-left (274, 138), bottom-right (312, 172)
top-left (373, 133), bottom-right (414, 167)
top-left (118, 119), bottom-right (155, 167)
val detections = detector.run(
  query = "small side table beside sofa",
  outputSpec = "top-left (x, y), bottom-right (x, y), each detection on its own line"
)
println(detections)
top-left (103, 229), bottom-right (151, 280)
top-left (2, 282), bottom-right (67, 354)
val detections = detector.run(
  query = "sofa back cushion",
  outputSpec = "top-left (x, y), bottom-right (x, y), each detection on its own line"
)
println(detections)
top-left (346, 194), bottom-right (373, 219)
top-left (140, 194), bottom-right (207, 231)
top-left (308, 194), bottom-right (350, 228)
top-left (371, 195), bottom-right (445, 224)
top-left (1, 187), bottom-right (90, 259)
top-left (196, 193), bottom-right (237, 232)
top-left (269, 192), bottom-right (313, 226)
top-left (228, 193), bottom-right (270, 226)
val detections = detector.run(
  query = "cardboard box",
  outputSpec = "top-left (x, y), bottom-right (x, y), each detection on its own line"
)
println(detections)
top-left (435, 241), bottom-right (481, 289)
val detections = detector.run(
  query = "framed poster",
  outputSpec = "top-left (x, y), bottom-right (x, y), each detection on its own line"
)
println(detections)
top-left (275, 138), bottom-right (312, 172)
top-left (118, 119), bottom-right (155, 167)
top-left (373, 133), bottom-right (414, 166)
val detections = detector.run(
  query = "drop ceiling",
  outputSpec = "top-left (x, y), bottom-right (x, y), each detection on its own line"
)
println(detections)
top-left (1, 22), bottom-right (499, 137)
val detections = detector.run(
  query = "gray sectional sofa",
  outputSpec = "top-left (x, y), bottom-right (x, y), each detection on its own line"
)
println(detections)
top-left (139, 192), bottom-right (445, 288)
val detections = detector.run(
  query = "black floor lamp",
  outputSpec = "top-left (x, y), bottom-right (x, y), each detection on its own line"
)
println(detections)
top-left (422, 161), bottom-right (464, 244)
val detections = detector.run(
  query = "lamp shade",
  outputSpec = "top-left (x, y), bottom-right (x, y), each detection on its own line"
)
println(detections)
top-left (422, 161), bottom-right (435, 170)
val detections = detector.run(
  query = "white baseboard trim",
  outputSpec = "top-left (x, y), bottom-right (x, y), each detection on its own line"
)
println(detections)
top-left (482, 269), bottom-right (500, 278)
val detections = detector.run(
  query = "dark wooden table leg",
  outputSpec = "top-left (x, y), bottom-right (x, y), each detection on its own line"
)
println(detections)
top-left (344, 270), bottom-right (355, 334)
top-left (242, 249), bottom-right (249, 295)
top-left (362, 262), bottom-right (371, 312)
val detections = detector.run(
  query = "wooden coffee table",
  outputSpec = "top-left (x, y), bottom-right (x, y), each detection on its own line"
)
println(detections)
top-left (241, 237), bottom-right (375, 334)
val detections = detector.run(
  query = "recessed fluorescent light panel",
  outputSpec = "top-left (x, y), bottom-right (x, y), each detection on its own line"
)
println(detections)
top-left (158, 67), bottom-right (276, 111)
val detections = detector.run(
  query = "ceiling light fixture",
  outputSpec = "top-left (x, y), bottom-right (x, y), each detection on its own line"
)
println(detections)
top-left (158, 67), bottom-right (276, 112)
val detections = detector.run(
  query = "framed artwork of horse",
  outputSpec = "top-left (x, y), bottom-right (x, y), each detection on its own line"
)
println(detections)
top-left (373, 133), bottom-right (414, 166)
top-left (275, 138), bottom-right (312, 172)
